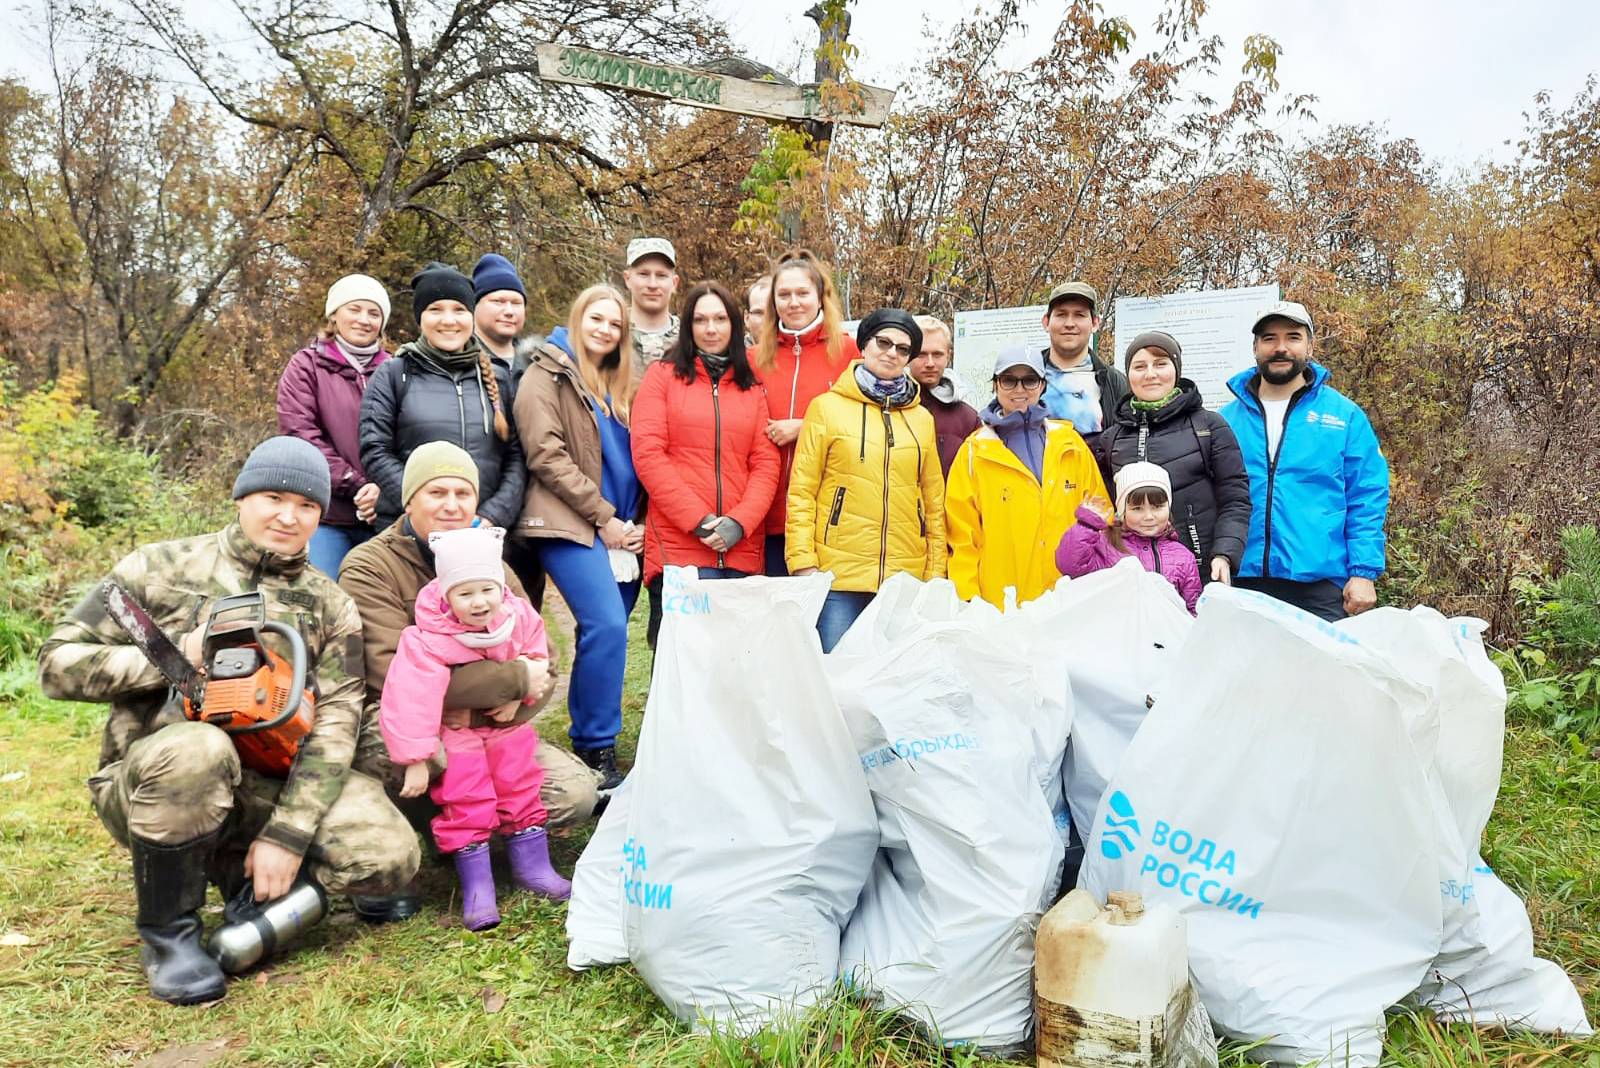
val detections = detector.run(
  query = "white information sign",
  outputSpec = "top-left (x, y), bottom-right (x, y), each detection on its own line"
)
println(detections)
top-left (1113, 284), bottom-right (1279, 411)
top-left (950, 305), bottom-right (1048, 407)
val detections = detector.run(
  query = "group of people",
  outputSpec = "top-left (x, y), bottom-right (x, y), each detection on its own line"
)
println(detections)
top-left (37, 236), bottom-right (1390, 1004)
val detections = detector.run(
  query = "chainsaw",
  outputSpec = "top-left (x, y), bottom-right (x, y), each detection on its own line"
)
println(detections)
top-left (102, 583), bottom-right (315, 777)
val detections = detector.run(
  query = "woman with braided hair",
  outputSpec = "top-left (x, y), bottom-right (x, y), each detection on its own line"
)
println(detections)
top-left (358, 262), bottom-right (526, 533)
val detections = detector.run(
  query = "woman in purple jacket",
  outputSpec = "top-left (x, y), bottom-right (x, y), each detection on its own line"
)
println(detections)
top-left (277, 273), bottom-right (393, 575)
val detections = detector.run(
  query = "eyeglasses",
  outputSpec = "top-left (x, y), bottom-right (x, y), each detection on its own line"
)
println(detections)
top-left (996, 374), bottom-right (1044, 390)
top-left (868, 335), bottom-right (914, 358)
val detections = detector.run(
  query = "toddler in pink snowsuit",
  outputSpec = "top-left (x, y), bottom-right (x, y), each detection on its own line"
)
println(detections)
top-left (1056, 461), bottom-right (1203, 613)
top-left (380, 525), bottom-right (571, 931)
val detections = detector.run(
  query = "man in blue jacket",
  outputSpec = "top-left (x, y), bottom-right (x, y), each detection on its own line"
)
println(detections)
top-left (1220, 300), bottom-right (1389, 621)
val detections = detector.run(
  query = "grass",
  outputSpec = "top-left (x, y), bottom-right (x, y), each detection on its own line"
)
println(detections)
top-left (3, 613), bottom-right (1600, 1067)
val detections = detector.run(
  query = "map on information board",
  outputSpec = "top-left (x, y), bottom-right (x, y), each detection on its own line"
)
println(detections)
top-left (950, 305), bottom-right (1049, 407)
top-left (1113, 284), bottom-right (1279, 410)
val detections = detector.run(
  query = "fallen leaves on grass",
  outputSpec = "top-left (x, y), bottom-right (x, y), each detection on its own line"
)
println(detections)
top-left (132, 1038), bottom-right (238, 1067)
top-left (0, 930), bottom-right (33, 946)
top-left (480, 985), bottom-right (507, 1014)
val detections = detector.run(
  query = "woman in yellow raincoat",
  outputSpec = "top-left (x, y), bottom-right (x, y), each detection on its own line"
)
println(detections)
top-left (786, 309), bottom-right (946, 651)
top-left (946, 345), bottom-right (1108, 608)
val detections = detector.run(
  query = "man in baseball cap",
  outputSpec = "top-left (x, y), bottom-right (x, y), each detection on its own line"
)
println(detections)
top-left (1219, 297), bottom-right (1390, 621)
top-left (623, 237), bottom-right (679, 375)
top-left (1038, 279), bottom-right (1130, 442)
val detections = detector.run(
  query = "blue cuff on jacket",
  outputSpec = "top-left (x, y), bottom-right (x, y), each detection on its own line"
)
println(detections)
top-left (1348, 566), bottom-right (1382, 580)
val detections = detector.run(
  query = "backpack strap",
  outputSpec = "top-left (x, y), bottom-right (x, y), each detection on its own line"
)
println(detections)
top-left (1189, 411), bottom-right (1215, 481)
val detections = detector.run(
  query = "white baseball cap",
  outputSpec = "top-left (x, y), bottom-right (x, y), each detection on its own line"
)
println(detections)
top-left (1251, 300), bottom-right (1314, 336)
top-left (626, 237), bottom-right (676, 267)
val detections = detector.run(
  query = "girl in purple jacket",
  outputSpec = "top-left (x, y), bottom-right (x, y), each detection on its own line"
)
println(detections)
top-left (277, 274), bottom-right (393, 575)
top-left (1056, 461), bottom-right (1202, 613)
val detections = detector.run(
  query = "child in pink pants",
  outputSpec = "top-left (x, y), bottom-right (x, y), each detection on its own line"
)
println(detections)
top-left (380, 525), bottom-right (571, 931)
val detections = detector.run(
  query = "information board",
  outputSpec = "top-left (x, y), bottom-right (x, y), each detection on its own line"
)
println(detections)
top-left (1112, 284), bottom-right (1280, 410)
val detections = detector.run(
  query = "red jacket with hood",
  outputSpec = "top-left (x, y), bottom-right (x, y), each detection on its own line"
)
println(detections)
top-left (759, 320), bottom-right (858, 535)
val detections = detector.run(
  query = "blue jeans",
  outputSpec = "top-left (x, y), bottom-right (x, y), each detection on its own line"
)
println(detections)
top-left (764, 535), bottom-right (789, 577)
top-left (308, 522), bottom-right (375, 578)
top-left (538, 537), bottom-right (641, 751)
top-left (816, 590), bottom-right (874, 653)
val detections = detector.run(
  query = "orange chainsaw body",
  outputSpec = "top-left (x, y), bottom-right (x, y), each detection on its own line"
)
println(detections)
top-left (189, 594), bottom-right (317, 778)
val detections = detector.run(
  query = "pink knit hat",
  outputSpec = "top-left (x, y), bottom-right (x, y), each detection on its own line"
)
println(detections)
top-left (429, 525), bottom-right (506, 593)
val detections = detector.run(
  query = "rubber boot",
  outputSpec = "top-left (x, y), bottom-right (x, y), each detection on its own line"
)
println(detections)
top-left (130, 833), bottom-right (228, 1005)
top-left (349, 888), bottom-right (423, 924)
top-left (574, 746), bottom-right (624, 793)
top-left (453, 842), bottom-right (500, 931)
top-left (505, 826), bottom-right (572, 900)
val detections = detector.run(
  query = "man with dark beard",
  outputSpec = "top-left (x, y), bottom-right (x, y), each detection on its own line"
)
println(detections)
top-left (1220, 301), bottom-right (1389, 621)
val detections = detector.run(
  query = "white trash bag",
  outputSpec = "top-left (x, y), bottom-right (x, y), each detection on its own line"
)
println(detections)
top-left (1343, 609), bottom-right (1592, 1036)
top-left (1081, 585), bottom-right (1444, 1067)
top-left (565, 778), bottom-right (632, 971)
top-left (831, 574), bottom-right (1063, 1052)
top-left (1059, 559), bottom-right (1194, 838)
top-left (622, 567), bottom-right (878, 1033)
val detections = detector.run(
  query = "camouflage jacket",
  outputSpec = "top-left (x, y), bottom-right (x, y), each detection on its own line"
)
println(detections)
top-left (630, 315), bottom-right (679, 378)
top-left (37, 523), bottom-right (366, 857)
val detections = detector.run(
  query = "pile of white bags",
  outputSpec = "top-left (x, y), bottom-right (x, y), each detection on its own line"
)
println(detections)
top-left (1058, 560), bottom-right (1195, 837)
top-left (565, 568), bottom-right (878, 1031)
top-left (829, 575), bottom-right (1066, 1052)
top-left (1080, 585), bottom-right (1593, 1066)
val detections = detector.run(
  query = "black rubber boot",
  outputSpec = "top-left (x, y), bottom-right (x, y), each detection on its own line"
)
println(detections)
top-left (130, 833), bottom-right (227, 1005)
top-left (349, 890), bottom-right (423, 924)
top-left (574, 746), bottom-right (624, 793)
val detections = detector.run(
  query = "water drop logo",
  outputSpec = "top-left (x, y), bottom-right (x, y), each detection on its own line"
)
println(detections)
top-left (1100, 790), bottom-right (1142, 860)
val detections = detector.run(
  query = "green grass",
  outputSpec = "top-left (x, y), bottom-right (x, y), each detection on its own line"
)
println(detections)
top-left (3, 616), bottom-right (1600, 1066)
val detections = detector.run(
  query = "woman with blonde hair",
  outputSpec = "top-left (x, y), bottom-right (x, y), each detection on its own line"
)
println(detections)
top-left (750, 249), bottom-right (859, 575)
top-left (359, 262), bottom-right (523, 532)
top-left (513, 284), bottom-right (643, 792)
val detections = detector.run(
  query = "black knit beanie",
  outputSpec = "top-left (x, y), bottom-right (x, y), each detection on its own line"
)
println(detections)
top-left (411, 261), bottom-right (476, 319)
top-left (856, 308), bottom-right (923, 358)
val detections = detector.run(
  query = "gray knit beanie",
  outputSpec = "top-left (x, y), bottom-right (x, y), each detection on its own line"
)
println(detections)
top-left (232, 436), bottom-right (332, 512)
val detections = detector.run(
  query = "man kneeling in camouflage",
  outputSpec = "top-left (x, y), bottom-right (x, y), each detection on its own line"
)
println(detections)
top-left (37, 437), bottom-right (420, 1005)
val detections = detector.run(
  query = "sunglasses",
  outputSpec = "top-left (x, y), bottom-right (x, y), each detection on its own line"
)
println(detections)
top-left (996, 374), bottom-right (1044, 390)
top-left (868, 335), bottom-right (914, 359)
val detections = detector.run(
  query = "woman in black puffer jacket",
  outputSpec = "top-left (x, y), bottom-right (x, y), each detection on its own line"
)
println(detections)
top-left (1095, 331), bottom-right (1251, 584)
top-left (360, 262), bottom-right (526, 530)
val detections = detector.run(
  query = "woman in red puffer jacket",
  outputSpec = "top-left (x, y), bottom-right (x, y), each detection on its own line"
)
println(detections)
top-left (632, 281), bottom-right (781, 647)
top-left (749, 249), bottom-right (859, 576)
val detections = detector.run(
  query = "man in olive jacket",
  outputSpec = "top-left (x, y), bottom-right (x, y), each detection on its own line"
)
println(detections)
top-left (37, 438), bottom-right (419, 1006)
top-left (340, 442), bottom-right (600, 831)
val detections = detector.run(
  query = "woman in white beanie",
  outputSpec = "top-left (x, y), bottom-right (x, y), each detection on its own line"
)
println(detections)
top-left (277, 273), bottom-right (394, 575)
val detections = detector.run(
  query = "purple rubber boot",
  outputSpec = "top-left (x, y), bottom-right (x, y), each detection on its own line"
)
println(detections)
top-left (505, 826), bottom-right (572, 901)
top-left (453, 842), bottom-right (500, 931)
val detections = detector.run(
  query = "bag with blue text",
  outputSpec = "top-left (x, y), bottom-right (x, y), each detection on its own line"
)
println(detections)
top-left (1340, 608), bottom-right (1591, 1037)
top-left (564, 778), bottom-right (632, 971)
top-left (1059, 559), bottom-right (1194, 840)
top-left (1081, 585), bottom-right (1446, 1067)
top-left (621, 568), bottom-right (878, 1032)
top-left (830, 574), bottom-right (1064, 1053)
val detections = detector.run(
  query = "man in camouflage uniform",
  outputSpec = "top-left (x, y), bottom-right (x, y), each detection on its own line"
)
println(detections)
top-left (37, 437), bottom-right (420, 1005)
top-left (623, 235), bottom-right (680, 376)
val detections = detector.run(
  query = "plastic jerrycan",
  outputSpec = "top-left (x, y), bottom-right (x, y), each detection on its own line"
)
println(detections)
top-left (1034, 889), bottom-right (1195, 1068)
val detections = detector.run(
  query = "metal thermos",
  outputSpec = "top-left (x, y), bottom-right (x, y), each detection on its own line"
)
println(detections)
top-left (207, 879), bottom-right (329, 974)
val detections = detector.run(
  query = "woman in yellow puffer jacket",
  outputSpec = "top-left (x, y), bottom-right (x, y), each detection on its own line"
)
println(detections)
top-left (787, 309), bottom-right (947, 651)
top-left (946, 345), bottom-right (1109, 608)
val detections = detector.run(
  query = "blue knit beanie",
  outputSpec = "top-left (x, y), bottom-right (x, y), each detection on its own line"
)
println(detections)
top-left (232, 436), bottom-right (331, 512)
top-left (472, 253), bottom-right (525, 301)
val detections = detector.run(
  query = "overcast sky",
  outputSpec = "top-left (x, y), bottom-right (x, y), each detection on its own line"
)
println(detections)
top-left (712, 0), bottom-right (1600, 167)
top-left (7, 0), bottom-right (1595, 168)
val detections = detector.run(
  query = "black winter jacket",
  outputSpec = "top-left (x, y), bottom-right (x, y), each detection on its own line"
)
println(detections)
top-left (1094, 380), bottom-right (1252, 570)
top-left (358, 347), bottom-right (527, 530)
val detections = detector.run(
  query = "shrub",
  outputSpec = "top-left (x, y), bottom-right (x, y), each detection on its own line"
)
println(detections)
top-left (0, 365), bottom-right (222, 665)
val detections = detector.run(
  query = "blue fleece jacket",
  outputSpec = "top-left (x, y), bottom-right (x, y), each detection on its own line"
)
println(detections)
top-left (979, 400), bottom-right (1050, 482)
